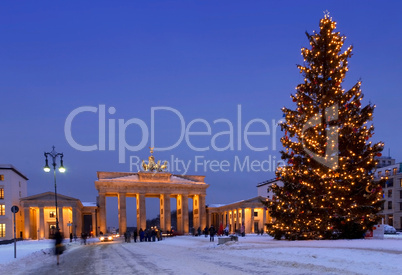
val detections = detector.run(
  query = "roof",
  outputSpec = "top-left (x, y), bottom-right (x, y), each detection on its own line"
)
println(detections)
top-left (207, 204), bottom-right (226, 208)
top-left (82, 202), bottom-right (97, 207)
top-left (256, 178), bottom-right (280, 187)
top-left (0, 164), bottom-right (29, 180)
top-left (207, 196), bottom-right (266, 209)
top-left (21, 192), bottom-right (79, 202)
top-left (97, 171), bottom-right (206, 185)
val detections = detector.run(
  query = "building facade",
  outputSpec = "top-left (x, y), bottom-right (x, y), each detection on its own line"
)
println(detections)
top-left (95, 171), bottom-right (209, 235)
top-left (0, 165), bottom-right (28, 240)
top-left (257, 178), bottom-right (283, 199)
top-left (207, 196), bottom-right (270, 234)
top-left (375, 162), bottom-right (402, 229)
top-left (20, 192), bottom-right (97, 239)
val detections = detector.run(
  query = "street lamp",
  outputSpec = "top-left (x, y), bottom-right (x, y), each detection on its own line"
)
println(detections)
top-left (43, 146), bottom-right (65, 231)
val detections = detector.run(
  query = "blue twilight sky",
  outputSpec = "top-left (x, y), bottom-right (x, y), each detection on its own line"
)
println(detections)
top-left (1, 1), bottom-right (401, 228)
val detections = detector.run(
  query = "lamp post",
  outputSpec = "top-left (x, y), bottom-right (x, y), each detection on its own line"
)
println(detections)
top-left (43, 146), bottom-right (65, 231)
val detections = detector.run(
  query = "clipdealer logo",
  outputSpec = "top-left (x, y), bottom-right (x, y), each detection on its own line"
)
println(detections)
top-left (64, 105), bottom-right (286, 173)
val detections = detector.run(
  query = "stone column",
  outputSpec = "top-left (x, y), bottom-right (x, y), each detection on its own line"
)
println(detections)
top-left (72, 207), bottom-right (79, 236)
top-left (182, 194), bottom-right (189, 233)
top-left (192, 195), bottom-right (200, 230)
top-left (136, 193), bottom-right (146, 230)
top-left (236, 209), bottom-right (240, 232)
top-left (98, 193), bottom-right (107, 234)
top-left (231, 210), bottom-right (235, 233)
top-left (159, 194), bottom-right (165, 230)
top-left (118, 192), bottom-right (127, 234)
top-left (199, 194), bottom-right (206, 230)
top-left (39, 207), bottom-right (45, 239)
top-left (176, 194), bottom-right (183, 233)
top-left (23, 207), bottom-right (30, 239)
top-left (262, 208), bottom-right (267, 232)
top-left (164, 194), bottom-right (171, 232)
top-left (92, 210), bottom-right (97, 236)
top-left (241, 208), bottom-right (245, 230)
top-left (250, 208), bottom-right (255, 233)
top-left (58, 206), bottom-right (64, 233)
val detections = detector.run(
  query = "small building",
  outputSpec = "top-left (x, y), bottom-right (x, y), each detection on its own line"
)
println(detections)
top-left (207, 196), bottom-right (270, 234)
top-left (0, 165), bottom-right (28, 240)
top-left (20, 192), bottom-right (97, 239)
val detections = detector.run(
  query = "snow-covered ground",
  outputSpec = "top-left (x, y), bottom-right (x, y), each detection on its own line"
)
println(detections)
top-left (1, 234), bottom-right (402, 274)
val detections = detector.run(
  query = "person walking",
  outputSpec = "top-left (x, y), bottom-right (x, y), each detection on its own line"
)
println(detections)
top-left (133, 229), bottom-right (138, 243)
top-left (209, 225), bottom-right (215, 242)
top-left (218, 224), bottom-right (223, 236)
top-left (81, 232), bottom-right (87, 245)
top-left (54, 230), bottom-right (64, 265)
top-left (204, 227), bottom-right (208, 237)
top-left (139, 228), bottom-right (144, 242)
top-left (156, 228), bottom-right (161, 241)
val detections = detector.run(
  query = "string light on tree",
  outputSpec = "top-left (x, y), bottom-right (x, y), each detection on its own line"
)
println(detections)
top-left (263, 12), bottom-right (385, 240)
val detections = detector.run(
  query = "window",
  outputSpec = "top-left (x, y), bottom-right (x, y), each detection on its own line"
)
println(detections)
top-left (400, 190), bottom-right (402, 199)
top-left (400, 203), bottom-right (402, 211)
top-left (0, 187), bottom-right (3, 199)
top-left (378, 171), bottom-right (382, 177)
top-left (388, 201), bottom-right (392, 210)
top-left (49, 211), bottom-right (55, 218)
top-left (0, 175), bottom-right (3, 181)
top-left (254, 211), bottom-right (258, 217)
top-left (0, 224), bottom-right (5, 237)
top-left (388, 215), bottom-right (393, 226)
top-left (388, 190), bottom-right (393, 198)
top-left (387, 178), bottom-right (394, 187)
top-left (0, 204), bottom-right (4, 215)
top-left (385, 170), bottom-right (390, 177)
top-left (393, 168), bottom-right (398, 175)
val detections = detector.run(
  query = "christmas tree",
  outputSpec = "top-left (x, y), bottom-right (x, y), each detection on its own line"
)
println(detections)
top-left (265, 12), bottom-right (385, 240)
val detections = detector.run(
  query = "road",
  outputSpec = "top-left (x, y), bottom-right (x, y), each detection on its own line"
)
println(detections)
top-left (6, 236), bottom-right (402, 275)
top-left (10, 237), bottom-right (314, 275)
top-left (23, 239), bottom-right (177, 275)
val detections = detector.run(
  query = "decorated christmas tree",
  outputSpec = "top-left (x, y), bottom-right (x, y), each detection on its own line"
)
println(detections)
top-left (265, 13), bottom-right (385, 240)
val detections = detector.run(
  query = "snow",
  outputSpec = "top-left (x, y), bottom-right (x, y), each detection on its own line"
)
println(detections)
top-left (1, 234), bottom-right (402, 274)
top-left (82, 202), bottom-right (97, 207)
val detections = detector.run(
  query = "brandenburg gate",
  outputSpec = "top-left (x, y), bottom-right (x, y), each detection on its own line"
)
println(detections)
top-left (95, 150), bottom-right (209, 234)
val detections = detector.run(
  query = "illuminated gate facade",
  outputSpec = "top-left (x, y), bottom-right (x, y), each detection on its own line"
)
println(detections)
top-left (95, 171), bottom-right (208, 234)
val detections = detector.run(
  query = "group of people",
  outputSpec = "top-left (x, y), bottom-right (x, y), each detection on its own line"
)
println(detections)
top-left (124, 227), bottom-right (164, 243)
top-left (194, 223), bottom-right (249, 241)
top-left (192, 225), bottom-right (222, 242)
